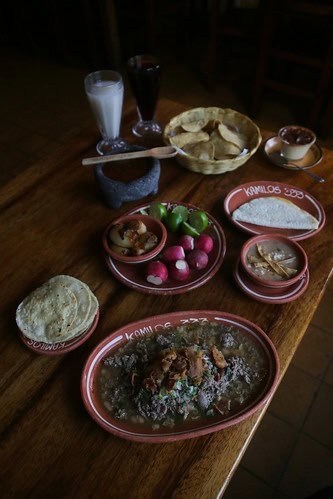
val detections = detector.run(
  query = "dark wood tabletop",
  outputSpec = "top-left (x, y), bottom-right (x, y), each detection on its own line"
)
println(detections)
top-left (1, 98), bottom-right (332, 498)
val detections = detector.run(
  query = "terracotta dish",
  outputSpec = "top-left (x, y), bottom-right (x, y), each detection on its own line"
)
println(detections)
top-left (104, 201), bottom-right (226, 295)
top-left (224, 180), bottom-right (325, 240)
top-left (240, 233), bottom-right (308, 289)
top-left (81, 310), bottom-right (279, 443)
top-left (234, 260), bottom-right (309, 304)
top-left (102, 214), bottom-right (167, 264)
top-left (18, 310), bottom-right (99, 356)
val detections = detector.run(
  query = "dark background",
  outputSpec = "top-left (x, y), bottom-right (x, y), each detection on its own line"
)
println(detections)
top-left (1, 0), bottom-right (332, 131)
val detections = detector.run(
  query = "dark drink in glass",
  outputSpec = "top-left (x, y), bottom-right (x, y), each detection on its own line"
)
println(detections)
top-left (127, 54), bottom-right (162, 138)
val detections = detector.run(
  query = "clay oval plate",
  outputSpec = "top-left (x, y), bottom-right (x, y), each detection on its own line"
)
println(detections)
top-left (104, 201), bottom-right (227, 295)
top-left (81, 310), bottom-right (280, 443)
top-left (223, 180), bottom-right (325, 240)
top-left (18, 311), bottom-right (99, 356)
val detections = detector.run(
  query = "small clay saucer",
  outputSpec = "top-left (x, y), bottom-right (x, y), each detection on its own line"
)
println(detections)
top-left (264, 136), bottom-right (323, 170)
top-left (234, 259), bottom-right (309, 304)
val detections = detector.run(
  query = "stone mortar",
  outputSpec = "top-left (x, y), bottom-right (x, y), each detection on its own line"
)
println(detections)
top-left (94, 145), bottom-right (161, 209)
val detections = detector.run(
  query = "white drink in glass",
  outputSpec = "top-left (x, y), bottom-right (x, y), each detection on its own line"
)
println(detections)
top-left (86, 79), bottom-right (123, 140)
top-left (85, 70), bottom-right (127, 155)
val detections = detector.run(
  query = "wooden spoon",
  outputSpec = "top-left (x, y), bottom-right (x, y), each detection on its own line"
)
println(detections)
top-left (82, 146), bottom-right (177, 166)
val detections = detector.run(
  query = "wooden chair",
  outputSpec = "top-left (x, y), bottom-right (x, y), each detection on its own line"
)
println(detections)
top-left (134, 1), bottom-right (261, 86)
top-left (252, 0), bottom-right (333, 132)
top-left (202, 0), bottom-right (263, 91)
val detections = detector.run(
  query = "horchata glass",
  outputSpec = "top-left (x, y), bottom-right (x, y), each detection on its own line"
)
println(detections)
top-left (85, 70), bottom-right (127, 155)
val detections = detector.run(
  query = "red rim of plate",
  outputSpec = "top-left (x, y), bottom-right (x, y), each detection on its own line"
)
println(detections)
top-left (18, 310), bottom-right (99, 356)
top-left (223, 181), bottom-right (325, 241)
top-left (81, 310), bottom-right (280, 443)
top-left (104, 201), bottom-right (227, 295)
top-left (234, 260), bottom-right (309, 304)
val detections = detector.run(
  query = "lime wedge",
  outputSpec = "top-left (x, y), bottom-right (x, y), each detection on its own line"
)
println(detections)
top-left (172, 205), bottom-right (189, 222)
top-left (165, 212), bottom-right (183, 232)
top-left (181, 221), bottom-right (200, 237)
top-left (149, 202), bottom-right (167, 220)
top-left (189, 210), bottom-right (209, 233)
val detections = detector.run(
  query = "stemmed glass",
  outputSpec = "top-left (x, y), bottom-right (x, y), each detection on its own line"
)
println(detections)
top-left (127, 54), bottom-right (162, 138)
top-left (84, 70), bottom-right (127, 155)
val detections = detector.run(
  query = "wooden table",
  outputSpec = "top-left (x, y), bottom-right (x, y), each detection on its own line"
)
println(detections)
top-left (1, 98), bottom-right (332, 498)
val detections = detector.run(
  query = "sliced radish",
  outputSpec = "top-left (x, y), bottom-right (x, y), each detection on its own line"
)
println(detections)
top-left (163, 245), bottom-right (186, 262)
top-left (145, 261), bottom-right (168, 285)
top-left (168, 259), bottom-right (190, 281)
top-left (187, 250), bottom-right (209, 270)
top-left (178, 235), bottom-right (195, 252)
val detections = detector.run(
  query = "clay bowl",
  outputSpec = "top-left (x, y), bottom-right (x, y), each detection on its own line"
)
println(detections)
top-left (102, 214), bottom-right (167, 264)
top-left (240, 233), bottom-right (308, 289)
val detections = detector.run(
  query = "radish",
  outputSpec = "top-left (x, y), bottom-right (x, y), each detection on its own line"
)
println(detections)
top-left (187, 250), bottom-right (209, 270)
top-left (168, 260), bottom-right (190, 281)
top-left (194, 234), bottom-right (214, 254)
top-left (145, 261), bottom-right (168, 285)
top-left (178, 235), bottom-right (194, 252)
top-left (162, 245), bottom-right (185, 262)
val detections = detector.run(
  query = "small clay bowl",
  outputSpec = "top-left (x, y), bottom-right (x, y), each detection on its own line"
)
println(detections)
top-left (240, 233), bottom-right (308, 289)
top-left (102, 214), bottom-right (167, 264)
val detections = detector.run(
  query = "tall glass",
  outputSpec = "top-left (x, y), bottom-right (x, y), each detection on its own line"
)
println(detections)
top-left (84, 70), bottom-right (127, 155)
top-left (127, 54), bottom-right (162, 138)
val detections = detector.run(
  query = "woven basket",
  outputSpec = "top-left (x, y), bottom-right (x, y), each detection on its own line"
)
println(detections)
top-left (163, 107), bottom-right (262, 175)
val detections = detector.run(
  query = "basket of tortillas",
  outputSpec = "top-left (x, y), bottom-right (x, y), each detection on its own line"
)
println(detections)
top-left (163, 107), bottom-right (262, 175)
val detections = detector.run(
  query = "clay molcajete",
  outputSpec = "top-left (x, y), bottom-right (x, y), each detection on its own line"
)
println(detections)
top-left (94, 145), bottom-right (160, 209)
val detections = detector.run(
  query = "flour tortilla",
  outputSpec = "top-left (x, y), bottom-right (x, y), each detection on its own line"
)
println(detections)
top-left (232, 196), bottom-right (319, 230)
top-left (16, 275), bottom-right (99, 344)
